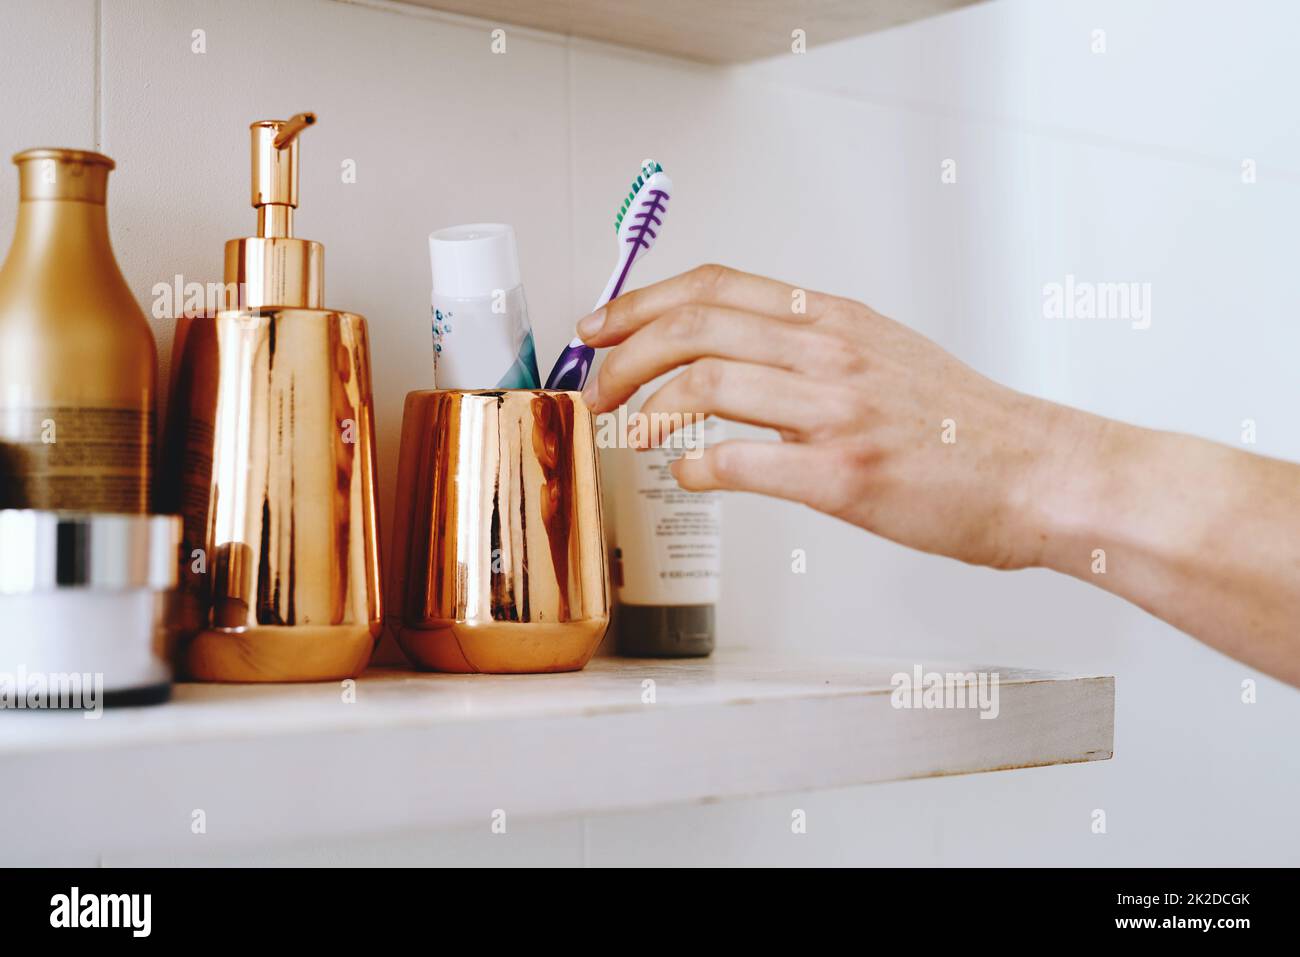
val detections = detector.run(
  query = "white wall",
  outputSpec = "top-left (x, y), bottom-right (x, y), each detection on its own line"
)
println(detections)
top-left (2, 0), bottom-right (1297, 865)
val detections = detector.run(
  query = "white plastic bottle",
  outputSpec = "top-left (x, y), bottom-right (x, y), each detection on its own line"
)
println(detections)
top-left (608, 404), bottom-right (722, 657)
top-left (428, 223), bottom-right (541, 390)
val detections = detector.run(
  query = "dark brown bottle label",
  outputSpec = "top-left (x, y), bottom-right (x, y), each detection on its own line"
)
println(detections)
top-left (0, 405), bottom-right (153, 513)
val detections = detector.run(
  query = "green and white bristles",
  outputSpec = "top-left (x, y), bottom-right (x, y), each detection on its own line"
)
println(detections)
top-left (615, 158), bottom-right (665, 233)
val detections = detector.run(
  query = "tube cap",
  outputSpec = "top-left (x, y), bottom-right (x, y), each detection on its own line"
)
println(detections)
top-left (429, 223), bottom-right (522, 299)
top-left (615, 603), bottom-right (715, 658)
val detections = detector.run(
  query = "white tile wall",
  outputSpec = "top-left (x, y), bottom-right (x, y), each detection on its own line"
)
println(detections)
top-left (1, 0), bottom-right (1297, 865)
top-left (0, 0), bottom-right (98, 246)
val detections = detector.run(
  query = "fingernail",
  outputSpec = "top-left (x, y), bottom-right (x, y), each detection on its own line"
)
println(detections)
top-left (577, 309), bottom-right (606, 341)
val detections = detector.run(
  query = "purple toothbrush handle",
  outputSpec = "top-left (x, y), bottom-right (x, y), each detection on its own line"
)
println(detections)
top-left (545, 343), bottom-right (594, 391)
top-left (547, 186), bottom-right (669, 392)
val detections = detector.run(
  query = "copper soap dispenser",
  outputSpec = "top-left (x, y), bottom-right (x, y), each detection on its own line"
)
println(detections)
top-left (164, 113), bottom-right (383, 681)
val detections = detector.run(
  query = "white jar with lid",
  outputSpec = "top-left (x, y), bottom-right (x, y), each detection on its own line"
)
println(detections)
top-left (0, 510), bottom-right (180, 708)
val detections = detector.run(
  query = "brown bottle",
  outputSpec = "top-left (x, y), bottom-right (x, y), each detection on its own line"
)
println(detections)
top-left (0, 149), bottom-right (156, 513)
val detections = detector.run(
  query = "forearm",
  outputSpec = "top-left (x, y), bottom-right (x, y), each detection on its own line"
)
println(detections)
top-left (1035, 409), bottom-right (1300, 685)
top-left (574, 264), bottom-right (1300, 684)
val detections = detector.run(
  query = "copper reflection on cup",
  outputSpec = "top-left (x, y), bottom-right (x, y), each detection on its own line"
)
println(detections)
top-left (387, 390), bottom-right (610, 673)
top-left (163, 310), bottom-right (384, 682)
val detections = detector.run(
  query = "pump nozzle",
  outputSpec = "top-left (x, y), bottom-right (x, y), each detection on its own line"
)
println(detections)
top-left (224, 112), bottom-right (324, 310)
top-left (274, 112), bottom-right (316, 149)
top-left (250, 112), bottom-right (317, 238)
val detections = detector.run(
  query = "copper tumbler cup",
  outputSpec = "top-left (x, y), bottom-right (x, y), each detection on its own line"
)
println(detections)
top-left (387, 390), bottom-right (610, 673)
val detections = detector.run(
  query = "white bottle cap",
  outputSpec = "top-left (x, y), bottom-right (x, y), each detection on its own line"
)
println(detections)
top-left (429, 223), bottom-right (522, 299)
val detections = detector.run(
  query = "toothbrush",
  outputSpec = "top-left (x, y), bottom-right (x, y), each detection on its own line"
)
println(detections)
top-left (545, 159), bottom-right (673, 391)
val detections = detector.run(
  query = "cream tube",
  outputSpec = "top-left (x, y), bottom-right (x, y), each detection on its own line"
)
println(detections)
top-left (429, 224), bottom-right (541, 390)
top-left (608, 410), bottom-right (721, 657)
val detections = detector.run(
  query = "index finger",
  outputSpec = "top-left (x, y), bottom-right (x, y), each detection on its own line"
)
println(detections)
top-left (577, 264), bottom-right (826, 347)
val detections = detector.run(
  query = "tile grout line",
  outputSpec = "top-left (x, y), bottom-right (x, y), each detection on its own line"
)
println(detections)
top-left (565, 37), bottom-right (578, 325)
top-left (93, 0), bottom-right (102, 151)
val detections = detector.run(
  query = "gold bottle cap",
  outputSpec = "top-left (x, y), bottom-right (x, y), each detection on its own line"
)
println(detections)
top-left (12, 148), bottom-right (114, 204)
top-left (223, 112), bottom-right (323, 310)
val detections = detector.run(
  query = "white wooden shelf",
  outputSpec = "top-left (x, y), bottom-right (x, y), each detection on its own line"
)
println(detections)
top-left (0, 650), bottom-right (1112, 862)
top-left (398, 0), bottom-right (982, 64)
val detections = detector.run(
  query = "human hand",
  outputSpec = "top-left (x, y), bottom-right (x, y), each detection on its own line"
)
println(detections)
top-left (578, 265), bottom-right (1091, 571)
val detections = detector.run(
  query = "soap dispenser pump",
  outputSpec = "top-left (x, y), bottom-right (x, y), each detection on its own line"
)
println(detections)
top-left (164, 112), bottom-right (383, 682)
top-left (224, 112), bottom-right (324, 311)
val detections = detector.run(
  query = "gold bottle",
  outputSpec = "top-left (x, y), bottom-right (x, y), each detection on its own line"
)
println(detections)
top-left (0, 149), bottom-right (155, 512)
top-left (164, 113), bottom-right (382, 682)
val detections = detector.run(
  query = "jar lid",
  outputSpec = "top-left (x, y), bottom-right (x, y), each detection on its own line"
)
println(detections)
top-left (0, 511), bottom-right (181, 594)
